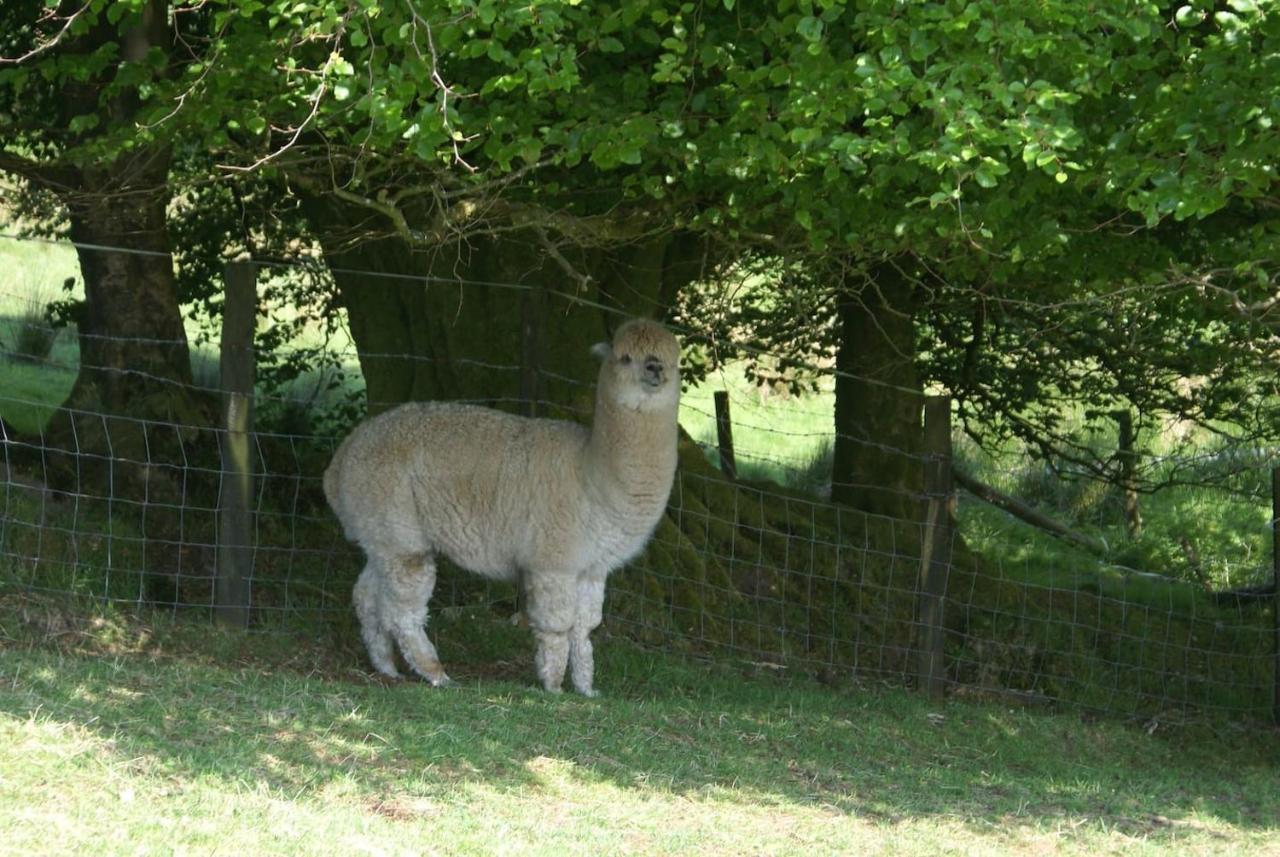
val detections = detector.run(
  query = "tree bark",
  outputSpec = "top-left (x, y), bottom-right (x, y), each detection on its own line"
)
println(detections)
top-left (61, 151), bottom-right (195, 416)
top-left (830, 260), bottom-right (926, 521)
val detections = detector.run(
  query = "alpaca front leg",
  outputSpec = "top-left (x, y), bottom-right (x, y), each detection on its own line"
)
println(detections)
top-left (533, 630), bottom-right (570, 693)
top-left (569, 576), bottom-right (606, 697)
top-left (568, 632), bottom-right (596, 698)
top-left (526, 572), bottom-right (577, 692)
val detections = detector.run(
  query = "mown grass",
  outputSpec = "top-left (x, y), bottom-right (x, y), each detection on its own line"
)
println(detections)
top-left (0, 589), bottom-right (1277, 856)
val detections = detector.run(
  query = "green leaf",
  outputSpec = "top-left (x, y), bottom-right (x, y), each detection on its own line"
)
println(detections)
top-left (796, 16), bottom-right (824, 43)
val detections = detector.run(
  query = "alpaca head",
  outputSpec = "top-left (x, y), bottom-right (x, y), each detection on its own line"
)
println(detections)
top-left (592, 319), bottom-right (681, 413)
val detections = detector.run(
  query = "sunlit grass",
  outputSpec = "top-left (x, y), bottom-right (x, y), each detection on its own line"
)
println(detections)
top-left (680, 363), bottom-right (835, 492)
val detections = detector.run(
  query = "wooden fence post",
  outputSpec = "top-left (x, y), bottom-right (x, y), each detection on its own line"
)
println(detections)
top-left (917, 396), bottom-right (954, 699)
top-left (514, 287), bottom-right (544, 625)
top-left (1273, 466), bottom-right (1279, 725)
top-left (518, 285), bottom-right (543, 419)
top-left (217, 260), bottom-right (257, 629)
top-left (714, 391), bottom-right (736, 480)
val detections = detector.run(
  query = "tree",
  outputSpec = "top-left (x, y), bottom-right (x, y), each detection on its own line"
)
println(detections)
top-left (8, 0), bottom-right (1278, 516)
top-left (659, 1), bottom-right (1280, 510)
top-left (0, 1), bottom-right (208, 440)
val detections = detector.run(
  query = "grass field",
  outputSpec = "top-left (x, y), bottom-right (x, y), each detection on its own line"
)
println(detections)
top-left (0, 592), bottom-right (1277, 856)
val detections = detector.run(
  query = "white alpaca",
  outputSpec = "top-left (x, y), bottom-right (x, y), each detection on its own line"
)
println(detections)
top-left (323, 319), bottom-right (680, 695)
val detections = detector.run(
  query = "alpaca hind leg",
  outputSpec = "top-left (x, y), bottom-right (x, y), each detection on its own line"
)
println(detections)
top-left (569, 576), bottom-right (606, 698)
top-left (353, 561), bottom-right (398, 678)
top-left (382, 553), bottom-right (452, 687)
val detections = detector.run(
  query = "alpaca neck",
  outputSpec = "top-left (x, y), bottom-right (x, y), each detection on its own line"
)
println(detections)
top-left (585, 391), bottom-right (679, 499)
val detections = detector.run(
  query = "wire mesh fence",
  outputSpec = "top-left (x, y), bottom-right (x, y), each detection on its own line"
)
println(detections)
top-left (0, 232), bottom-right (1275, 724)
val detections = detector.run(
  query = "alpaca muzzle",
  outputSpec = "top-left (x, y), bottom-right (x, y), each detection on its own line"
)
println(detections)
top-left (642, 357), bottom-right (665, 389)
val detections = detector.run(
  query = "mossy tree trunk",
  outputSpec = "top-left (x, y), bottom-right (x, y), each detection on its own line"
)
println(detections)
top-left (830, 259), bottom-right (926, 523)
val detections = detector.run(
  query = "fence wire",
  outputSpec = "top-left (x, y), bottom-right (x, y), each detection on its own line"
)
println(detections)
top-left (0, 233), bottom-right (1275, 724)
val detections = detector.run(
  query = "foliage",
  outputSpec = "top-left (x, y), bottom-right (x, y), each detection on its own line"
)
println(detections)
top-left (5, 1), bottom-right (1279, 477)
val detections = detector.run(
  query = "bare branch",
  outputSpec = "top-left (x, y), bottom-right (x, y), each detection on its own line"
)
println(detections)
top-left (533, 226), bottom-right (594, 293)
top-left (0, 3), bottom-right (92, 66)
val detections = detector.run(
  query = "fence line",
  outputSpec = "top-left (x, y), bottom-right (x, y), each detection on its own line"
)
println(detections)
top-left (0, 236), bottom-right (1277, 723)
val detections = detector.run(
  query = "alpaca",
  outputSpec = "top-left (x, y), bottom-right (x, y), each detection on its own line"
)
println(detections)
top-left (324, 319), bottom-right (680, 695)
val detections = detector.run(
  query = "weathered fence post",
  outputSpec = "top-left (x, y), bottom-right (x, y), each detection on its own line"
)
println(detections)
top-left (1273, 467), bottom-right (1280, 725)
top-left (514, 286), bottom-right (544, 624)
top-left (714, 390), bottom-right (736, 480)
top-left (518, 285), bottom-right (544, 419)
top-left (217, 260), bottom-right (257, 629)
top-left (917, 396), bottom-right (954, 699)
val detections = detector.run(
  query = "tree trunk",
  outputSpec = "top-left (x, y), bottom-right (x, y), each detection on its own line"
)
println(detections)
top-left (831, 260), bottom-right (926, 522)
top-left (14, 0), bottom-right (212, 469)
top-left (60, 151), bottom-right (195, 417)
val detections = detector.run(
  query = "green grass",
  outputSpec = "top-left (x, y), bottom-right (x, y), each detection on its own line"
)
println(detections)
top-left (680, 365), bottom-right (835, 492)
top-left (0, 235), bottom-right (81, 432)
top-left (0, 590), bottom-right (1276, 856)
top-left (0, 234), bottom-right (81, 305)
top-left (0, 356), bottom-right (76, 434)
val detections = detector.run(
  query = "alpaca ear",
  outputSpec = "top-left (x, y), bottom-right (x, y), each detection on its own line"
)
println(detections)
top-left (590, 342), bottom-right (611, 361)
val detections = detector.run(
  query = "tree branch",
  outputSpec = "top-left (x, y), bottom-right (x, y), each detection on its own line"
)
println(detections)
top-left (0, 2), bottom-right (92, 66)
top-left (0, 151), bottom-right (81, 193)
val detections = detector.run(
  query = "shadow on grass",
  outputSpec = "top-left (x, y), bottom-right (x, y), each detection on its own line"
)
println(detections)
top-left (0, 596), bottom-right (1276, 840)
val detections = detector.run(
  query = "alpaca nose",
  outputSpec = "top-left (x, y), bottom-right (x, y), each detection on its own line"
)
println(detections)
top-left (643, 356), bottom-right (664, 386)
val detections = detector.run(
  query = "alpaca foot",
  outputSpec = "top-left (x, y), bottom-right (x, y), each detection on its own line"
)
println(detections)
top-left (411, 664), bottom-right (452, 688)
top-left (426, 672), bottom-right (454, 688)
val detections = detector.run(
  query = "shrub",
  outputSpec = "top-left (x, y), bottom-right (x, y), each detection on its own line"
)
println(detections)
top-left (5, 290), bottom-right (59, 364)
